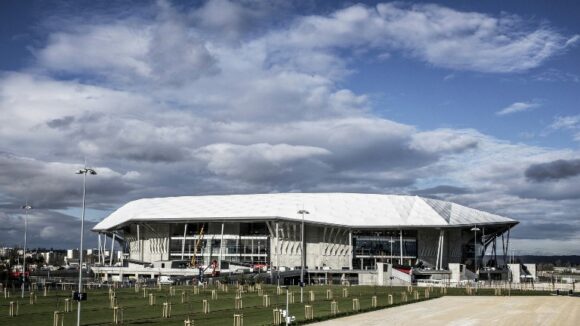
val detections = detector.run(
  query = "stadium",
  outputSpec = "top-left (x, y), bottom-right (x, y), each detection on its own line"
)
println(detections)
top-left (91, 193), bottom-right (520, 285)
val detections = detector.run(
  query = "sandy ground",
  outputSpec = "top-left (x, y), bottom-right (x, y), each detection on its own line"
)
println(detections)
top-left (312, 296), bottom-right (580, 326)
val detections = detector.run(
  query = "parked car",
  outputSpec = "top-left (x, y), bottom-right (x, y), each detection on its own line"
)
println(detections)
top-left (158, 275), bottom-right (175, 285)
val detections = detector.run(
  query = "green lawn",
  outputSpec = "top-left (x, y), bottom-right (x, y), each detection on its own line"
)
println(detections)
top-left (0, 284), bottom-right (551, 325)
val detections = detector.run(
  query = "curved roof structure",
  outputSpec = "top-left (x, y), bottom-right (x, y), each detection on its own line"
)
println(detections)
top-left (93, 193), bottom-right (517, 231)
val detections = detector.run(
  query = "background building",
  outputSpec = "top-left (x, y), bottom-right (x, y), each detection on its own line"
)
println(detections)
top-left (92, 193), bottom-right (519, 283)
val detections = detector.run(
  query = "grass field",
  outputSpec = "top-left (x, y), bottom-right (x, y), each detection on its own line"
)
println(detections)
top-left (0, 283), bottom-right (551, 325)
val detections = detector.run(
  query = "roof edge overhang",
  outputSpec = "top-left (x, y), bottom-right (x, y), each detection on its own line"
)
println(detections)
top-left (92, 216), bottom-right (518, 233)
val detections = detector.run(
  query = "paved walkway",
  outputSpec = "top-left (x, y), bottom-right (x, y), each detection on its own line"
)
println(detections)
top-left (312, 296), bottom-right (580, 326)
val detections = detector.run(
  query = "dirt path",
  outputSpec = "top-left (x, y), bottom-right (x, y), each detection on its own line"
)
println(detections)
top-left (312, 296), bottom-right (580, 326)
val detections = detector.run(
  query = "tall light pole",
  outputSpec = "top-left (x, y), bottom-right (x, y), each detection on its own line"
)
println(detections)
top-left (297, 209), bottom-right (309, 303)
top-left (471, 225), bottom-right (480, 288)
top-left (76, 167), bottom-right (97, 326)
top-left (21, 204), bottom-right (32, 298)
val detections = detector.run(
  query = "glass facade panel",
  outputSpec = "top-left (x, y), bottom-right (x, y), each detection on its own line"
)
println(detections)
top-left (169, 235), bottom-right (269, 266)
top-left (353, 230), bottom-right (417, 258)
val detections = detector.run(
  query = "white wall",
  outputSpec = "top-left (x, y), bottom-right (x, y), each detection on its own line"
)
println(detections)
top-left (508, 263), bottom-right (521, 283)
top-left (449, 263), bottom-right (465, 282)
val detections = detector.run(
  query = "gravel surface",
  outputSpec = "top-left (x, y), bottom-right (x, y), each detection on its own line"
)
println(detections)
top-left (312, 296), bottom-right (580, 326)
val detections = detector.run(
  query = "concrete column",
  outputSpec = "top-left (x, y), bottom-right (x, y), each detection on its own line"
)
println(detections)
top-left (275, 222), bottom-right (279, 269)
top-left (101, 234), bottom-right (107, 265)
top-left (441, 230), bottom-right (445, 269)
top-left (98, 233), bottom-right (102, 263)
top-left (348, 230), bottom-right (353, 270)
top-left (219, 222), bottom-right (225, 270)
top-left (110, 233), bottom-right (116, 266)
top-left (399, 230), bottom-right (403, 265)
top-left (435, 229), bottom-right (441, 270)
top-left (165, 226), bottom-right (171, 261)
top-left (181, 224), bottom-right (188, 260)
top-left (251, 238), bottom-right (254, 263)
top-left (377, 263), bottom-right (385, 286)
top-left (136, 225), bottom-right (141, 261)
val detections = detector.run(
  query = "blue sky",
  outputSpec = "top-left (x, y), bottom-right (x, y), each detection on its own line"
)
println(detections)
top-left (0, 0), bottom-right (579, 254)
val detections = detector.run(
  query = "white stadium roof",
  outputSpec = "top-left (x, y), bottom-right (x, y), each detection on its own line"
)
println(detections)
top-left (93, 193), bottom-right (517, 231)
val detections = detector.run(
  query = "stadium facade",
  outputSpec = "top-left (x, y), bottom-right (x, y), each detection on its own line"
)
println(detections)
top-left (92, 193), bottom-right (519, 284)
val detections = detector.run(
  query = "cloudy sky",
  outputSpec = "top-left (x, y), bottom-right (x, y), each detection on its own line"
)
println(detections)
top-left (0, 0), bottom-right (579, 254)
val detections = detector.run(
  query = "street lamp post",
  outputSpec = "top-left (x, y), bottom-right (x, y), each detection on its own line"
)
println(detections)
top-left (297, 209), bottom-right (309, 304)
top-left (21, 204), bottom-right (32, 298)
top-left (470, 225), bottom-right (480, 289)
top-left (76, 167), bottom-right (97, 326)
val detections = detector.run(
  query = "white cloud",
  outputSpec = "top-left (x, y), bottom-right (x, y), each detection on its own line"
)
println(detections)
top-left (40, 226), bottom-right (58, 239)
top-left (547, 115), bottom-right (580, 142)
top-left (375, 4), bottom-right (576, 73)
top-left (34, 1), bottom-right (575, 93)
top-left (38, 24), bottom-right (152, 80)
top-left (424, 133), bottom-right (580, 223)
top-left (1, 1), bottom-right (579, 251)
top-left (266, 3), bottom-right (574, 73)
top-left (550, 115), bottom-right (580, 130)
top-left (37, 3), bottom-right (218, 86)
top-left (0, 73), bottom-right (156, 158)
top-left (443, 74), bottom-right (456, 81)
top-left (533, 68), bottom-right (579, 83)
top-left (195, 143), bottom-right (331, 183)
top-left (496, 101), bottom-right (540, 116)
top-left (0, 153), bottom-right (136, 209)
top-left (564, 34), bottom-right (580, 47)
top-left (190, 0), bottom-right (267, 41)
top-left (410, 129), bottom-right (479, 154)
